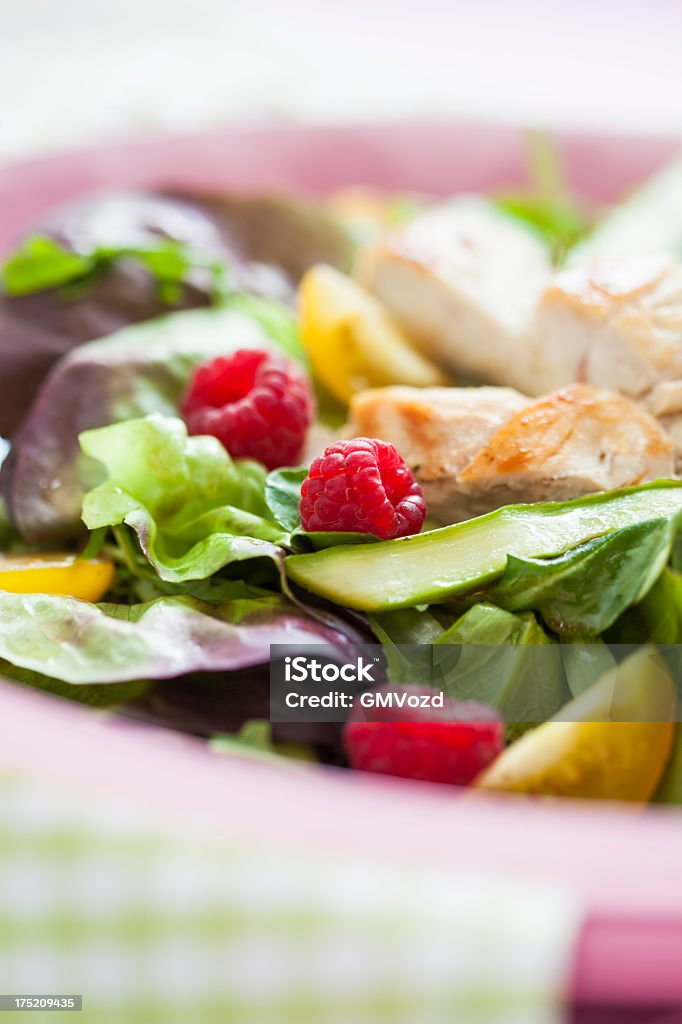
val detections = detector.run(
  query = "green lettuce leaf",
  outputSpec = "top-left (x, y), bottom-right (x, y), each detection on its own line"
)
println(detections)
top-left (6, 302), bottom-right (304, 545)
top-left (486, 519), bottom-right (676, 637)
top-left (434, 604), bottom-right (569, 726)
top-left (370, 603), bottom-right (568, 728)
top-left (81, 414), bottom-right (287, 583)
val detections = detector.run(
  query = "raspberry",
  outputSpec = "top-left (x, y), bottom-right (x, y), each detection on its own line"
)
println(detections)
top-left (300, 438), bottom-right (426, 538)
top-left (344, 686), bottom-right (504, 786)
top-left (181, 348), bottom-right (315, 470)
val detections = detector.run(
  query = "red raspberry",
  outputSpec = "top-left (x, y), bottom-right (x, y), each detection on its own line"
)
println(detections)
top-left (300, 438), bottom-right (426, 538)
top-left (344, 686), bottom-right (504, 786)
top-left (181, 348), bottom-right (315, 470)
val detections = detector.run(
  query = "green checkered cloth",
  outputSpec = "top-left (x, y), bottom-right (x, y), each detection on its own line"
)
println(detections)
top-left (0, 773), bottom-right (580, 1024)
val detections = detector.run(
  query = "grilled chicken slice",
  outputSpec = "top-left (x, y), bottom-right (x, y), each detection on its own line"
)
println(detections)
top-left (358, 197), bottom-right (551, 390)
top-left (457, 384), bottom-right (674, 515)
top-left (349, 384), bottom-right (673, 524)
top-left (525, 254), bottom-right (682, 398)
top-left (349, 385), bottom-right (529, 523)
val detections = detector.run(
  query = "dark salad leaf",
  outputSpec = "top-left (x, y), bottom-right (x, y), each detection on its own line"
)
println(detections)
top-left (0, 189), bottom-right (352, 438)
top-left (0, 192), bottom-right (228, 438)
top-left (189, 192), bottom-right (354, 282)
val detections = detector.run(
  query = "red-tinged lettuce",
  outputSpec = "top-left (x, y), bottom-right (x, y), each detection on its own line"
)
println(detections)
top-left (0, 590), bottom-right (356, 686)
top-left (4, 303), bottom-right (303, 545)
top-left (0, 189), bottom-right (352, 438)
top-left (81, 414), bottom-right (286, 582)
top-left (0, 192), bottom-right (227, 438)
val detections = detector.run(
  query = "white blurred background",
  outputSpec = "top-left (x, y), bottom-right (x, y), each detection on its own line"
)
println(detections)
top-left (1, 0), bottom-right (681, 161)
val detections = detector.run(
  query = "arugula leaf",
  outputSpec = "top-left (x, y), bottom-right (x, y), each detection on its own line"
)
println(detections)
top-left (81, 414), bottom-right (286, 583)
top-left (1, 236), bottom-right (92, 295)
top-left (494, 131), bottom-right (589, 262)
top-left (495, 196), bottom-right (588, 262)
top-left (1, 234), bottom-right (229, 303)
top-left (265, 467), bottom-right (307, 532)
top-left (487, 519), bottom-right (676, 637)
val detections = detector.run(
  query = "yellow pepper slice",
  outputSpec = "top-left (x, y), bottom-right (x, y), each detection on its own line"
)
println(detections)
top-left (476, 649), bottom-right (676, 803)
top-left (299, 264), bottom-right (450, 404)
top-left (0, 553), bottom-right (116, 602)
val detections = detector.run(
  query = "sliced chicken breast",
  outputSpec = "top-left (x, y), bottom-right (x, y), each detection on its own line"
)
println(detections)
top-left (349, 384), bottom-right (673, 524)
top-left (349, 385), bottom-right (529, 523)
top-left (457, 384), bottom-right (674, 516)
top-left (525, 254), bottom-right (682, 398)
top-left (358, 197), bottom-right (551, 391)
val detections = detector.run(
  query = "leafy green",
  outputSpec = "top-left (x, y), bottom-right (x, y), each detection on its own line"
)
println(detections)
top-left (210, 720), bottom-right (315, 768)
top-left (495, 131), bottom-right (590, 262)
top-left (496, 196), bottom-right (588, 262)
top-left (561, 642), bottom-right (617, 699)
top-left (81, 414), bottom-right (287, 583)
top-left (370, 603), bottom-right (568, 727)
top-left (294, 531), bottom-right (378, 551)
top-left (570, 155), bottom-right (682, 266)
top-left (265, 467), bottom-right (307, 532)
top-left (7, 303), bottom-right (304, 545)
top-left (434, 604), bottom-right (569, 725)
top-left (224, 292), bottom-right (304, 363)
top-left (487, 519), bottom-right (675, 637)
top-left (1, 236), bottom-right (91, 295)
top-left (0, 590), bottom-right (349, 685)
top-left (368, 606), bottom-right (452, 684)
top-left (653, 726), bottom-right (682, 806)
top-left (607, 567), bottom-right (682, 644)
top-left (369, 607), bottom-right (447, 646)
top-left (0, 660), bottom-right (148, 708)
top-left (1, 233), bottom-right (229, 303)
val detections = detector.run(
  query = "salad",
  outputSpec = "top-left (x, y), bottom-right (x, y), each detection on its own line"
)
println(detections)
top-left (2, 153), bottom-right (682, 808)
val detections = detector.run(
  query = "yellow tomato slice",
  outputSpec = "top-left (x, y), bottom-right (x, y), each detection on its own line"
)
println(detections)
top-left (0, 553), bottom-right (116, 602)
top-left (299, 264), bottom-right (450, 404)
top-left (476, 649), bottom-right (676, 803)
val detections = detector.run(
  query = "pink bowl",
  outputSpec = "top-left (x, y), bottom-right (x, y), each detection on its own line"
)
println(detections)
top-left (1, 120), bottom-right (681, 1011)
